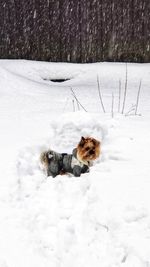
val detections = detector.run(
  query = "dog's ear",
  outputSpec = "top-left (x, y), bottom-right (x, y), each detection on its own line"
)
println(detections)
top-left (79, 136), bottom-right (85, 147)
top-left (96, 140), bottom-right (100, 146)
top-left (94, 139), bottom-right (100, 146)
top-left (92, 138), bottom-right (100, 146)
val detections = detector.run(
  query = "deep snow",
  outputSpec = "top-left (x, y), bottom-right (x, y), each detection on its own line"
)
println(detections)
top-left (0, 60), bottom-right (150, 267)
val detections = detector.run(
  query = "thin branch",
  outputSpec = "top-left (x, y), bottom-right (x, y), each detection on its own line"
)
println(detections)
top-left (121, 63), bottom-right (128, 114)
top-left (97, 75), bottom-right (106, 113)
top-left (76, 97), bottom-right (80, 111)
top-left (70, 87), bottom-right (87, 112)
top-left (135, 80), bottom-right (142, 115)
top-left (111, 92), bottom-right (114, 118)
top-left (118, 79), bottom-right (121, 113)
top-left (125, 104), bottom-right (136, 116)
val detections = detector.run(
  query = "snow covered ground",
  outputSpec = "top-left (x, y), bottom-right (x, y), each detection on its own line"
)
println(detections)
top-left (0, 60), bottom-right (150, 267)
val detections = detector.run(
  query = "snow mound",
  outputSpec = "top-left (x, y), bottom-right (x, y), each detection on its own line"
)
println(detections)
top-left (50, 111), bottom-right (107, 153)
top-left (16, 111), bottom-right (107, 198)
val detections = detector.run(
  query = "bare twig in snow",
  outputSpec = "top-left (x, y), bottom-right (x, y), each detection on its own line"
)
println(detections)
top-left (97, 75), bottom-right (106, 113)
top-left (111, 92), bottom-right (114, 118)
top-left (135, 80), bottom-right (142, 115)
top-left (76, 97), bottom-right (80, 111)
top-left (118, 79), bottom-right (121, 113)
top-left (125, 104), bottom-right (136, 116)
top-left (70, 87), bottom-right (87, 112)
top-left (122, 63), bottom-right (128, 114)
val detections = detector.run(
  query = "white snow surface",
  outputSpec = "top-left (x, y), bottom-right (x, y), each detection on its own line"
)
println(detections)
top-left (0, 60), bottom-right (150, 267)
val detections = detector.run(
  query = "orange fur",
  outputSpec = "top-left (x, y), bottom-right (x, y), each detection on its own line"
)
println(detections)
top-left (77, 137), bottom-right (100, 163)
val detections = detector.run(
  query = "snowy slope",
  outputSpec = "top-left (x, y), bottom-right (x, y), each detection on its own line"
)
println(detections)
top-left (0, 60), bottom-right (150, 267)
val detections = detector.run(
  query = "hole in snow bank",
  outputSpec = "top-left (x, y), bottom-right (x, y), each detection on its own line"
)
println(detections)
top-left (44, 78), bottom-right (71, 83)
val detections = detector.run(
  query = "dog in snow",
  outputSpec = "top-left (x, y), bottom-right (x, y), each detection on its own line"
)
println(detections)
top-left (40, 136), bottom-right (100, 177)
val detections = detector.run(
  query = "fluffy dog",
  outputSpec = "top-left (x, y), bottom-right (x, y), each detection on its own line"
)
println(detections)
top-left (40, 136), bottom-right (100, 178)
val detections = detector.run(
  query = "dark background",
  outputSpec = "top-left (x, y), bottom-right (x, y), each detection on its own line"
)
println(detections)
top-left (0, 0), bottom-right (149, 63)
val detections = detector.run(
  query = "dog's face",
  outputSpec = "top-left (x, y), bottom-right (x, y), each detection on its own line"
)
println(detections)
top-left (77, 136), bottom-right (100, 162)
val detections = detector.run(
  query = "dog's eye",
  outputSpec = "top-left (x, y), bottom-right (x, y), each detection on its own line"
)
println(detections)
top-left (85, 147), bottom-right (90, 151)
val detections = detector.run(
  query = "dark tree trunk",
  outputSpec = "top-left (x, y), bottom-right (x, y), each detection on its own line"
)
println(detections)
top-left (0, 0), bottom-right (149, 62)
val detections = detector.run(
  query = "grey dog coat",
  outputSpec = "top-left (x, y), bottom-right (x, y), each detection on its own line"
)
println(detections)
top-left (46, 148), bottom-right (89, 177)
